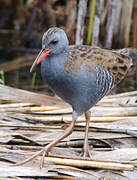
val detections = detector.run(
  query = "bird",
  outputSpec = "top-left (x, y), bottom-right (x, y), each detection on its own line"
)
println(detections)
top-left (16, 27), bottom-right (136, 168)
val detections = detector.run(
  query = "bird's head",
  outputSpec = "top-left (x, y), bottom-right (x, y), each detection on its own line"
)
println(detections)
top-left (30, 27), bottom-right (69, 72)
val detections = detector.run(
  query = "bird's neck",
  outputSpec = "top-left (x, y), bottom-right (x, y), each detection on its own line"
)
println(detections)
top-left (52, 47), bottom-right (68, 64)
top-left (45, 47), bottom-right (68, 69)
top-left (41, 47), bottom-right (68, 82)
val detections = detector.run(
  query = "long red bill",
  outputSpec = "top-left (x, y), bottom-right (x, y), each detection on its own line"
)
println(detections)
top-left (30, 49), bottom-right (50, 72)
top-left (37, 49), bottom-right (50, 65)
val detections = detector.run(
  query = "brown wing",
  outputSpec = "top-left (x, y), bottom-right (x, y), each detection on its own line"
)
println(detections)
top-left (65, 45), bottom-right (132, 85)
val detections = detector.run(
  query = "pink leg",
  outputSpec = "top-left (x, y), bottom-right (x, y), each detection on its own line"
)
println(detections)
top-left (13, 111), bottom-right (78, 168)
top-left (80, 111), bottom-right (92, 158)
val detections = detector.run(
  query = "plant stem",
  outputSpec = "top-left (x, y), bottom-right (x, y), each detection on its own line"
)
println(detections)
top-left (86, 0), bottom-right (96, 45)
top-left (0, 70), bottom-right (5, 85)
top-left (32, 72), bottom-right (36, 88)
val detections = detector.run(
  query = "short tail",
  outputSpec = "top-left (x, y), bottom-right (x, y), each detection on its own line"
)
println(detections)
top-left (118, 48), bottom-right (137, 67)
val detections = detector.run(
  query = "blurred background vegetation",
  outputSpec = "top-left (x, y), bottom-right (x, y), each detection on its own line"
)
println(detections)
top-left (0, 0), bottom-right (136, 95)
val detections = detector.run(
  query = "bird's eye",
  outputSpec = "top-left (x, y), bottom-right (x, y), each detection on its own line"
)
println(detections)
top-left (51, 40), bottom-right (58, 45)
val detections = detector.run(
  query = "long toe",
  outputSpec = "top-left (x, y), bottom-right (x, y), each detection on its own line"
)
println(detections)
top-left (12, 147), bottom-right (49, 167)
top-left (12, 149), bottom-right (43, 166)
top-left (40, 147), bottom-right (49, 168)
top-left (80, 148), bottom-right (92, 158)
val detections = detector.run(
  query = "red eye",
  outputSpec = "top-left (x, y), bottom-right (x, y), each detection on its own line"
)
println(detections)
top-left (51, 40), bottom-right (58, 45)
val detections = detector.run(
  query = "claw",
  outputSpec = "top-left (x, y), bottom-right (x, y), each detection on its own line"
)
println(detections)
top-left (80, 147), bottom-right (92, 158)
top-left (40, 147), bottom-right (49, 168)
top-left (11, 149), bottom-right (43, 167)
top-left (11, 113), bottom-right (77, 168)
top-left (12, 147), bottom-right (50, 167)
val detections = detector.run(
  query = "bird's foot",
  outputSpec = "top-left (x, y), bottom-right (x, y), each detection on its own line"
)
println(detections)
top-left (80, 147), bottom-right (92, 158)
top-left (11, 113), bottom-right (77, 168)
top-left (12, 146), bottom-right (50, 168)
